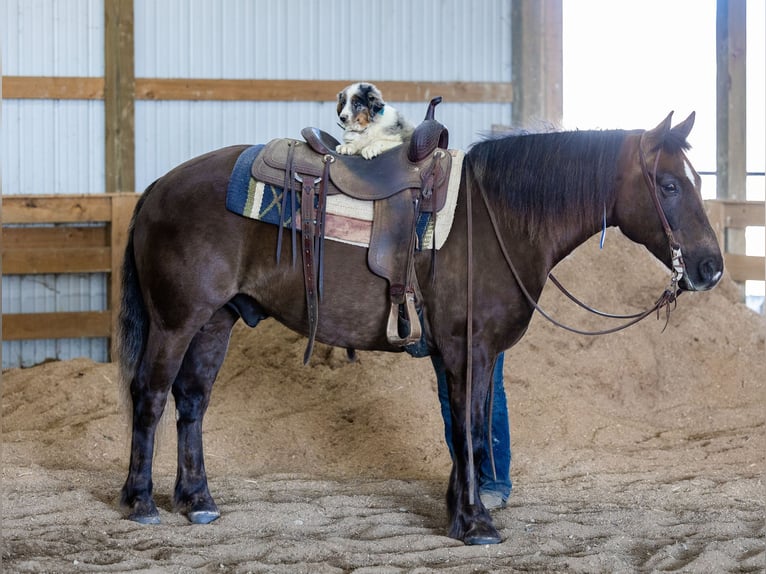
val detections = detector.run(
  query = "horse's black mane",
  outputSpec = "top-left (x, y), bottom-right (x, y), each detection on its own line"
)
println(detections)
top-left (467, 129), bottom-right (628, 243)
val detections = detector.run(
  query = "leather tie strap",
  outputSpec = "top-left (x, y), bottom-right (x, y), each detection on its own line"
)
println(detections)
top-left (298, 173), bottom-right (321, 364)
top-left (315, 156), bottom-right (332, 299)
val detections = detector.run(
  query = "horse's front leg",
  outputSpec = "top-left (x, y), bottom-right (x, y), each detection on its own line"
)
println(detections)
top-left (120, 329), bottom-right (190, 523)
top-left (171, 307), bottom-right (239, 524)
top-left (446, 359), bottom-right (501, 545)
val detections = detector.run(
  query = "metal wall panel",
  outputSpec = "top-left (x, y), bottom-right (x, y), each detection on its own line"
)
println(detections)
top-left (1, 0), bottom-right (103, 75)
top-left (135, 100), bottom-right (511, 193)
top-left (133, 0), bottom-right (512, 189)
top-left (2, 0), bottom-right (107, 369)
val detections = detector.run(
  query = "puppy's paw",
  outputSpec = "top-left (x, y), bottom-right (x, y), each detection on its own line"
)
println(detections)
top-left (361, 142), bottom-right (384, 160)
top-left (336, 143), bottom-right (356, 155)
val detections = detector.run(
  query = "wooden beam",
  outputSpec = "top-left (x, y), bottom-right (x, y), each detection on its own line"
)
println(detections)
top-left (511, 0), bottom-right (563, 127)
top-left (1, 226), bottom-right (109, 248)
top-left (2, 311), bottom-right (112, 341)
top-left (2, 247), bottom-right (111, 274)
top-left (725, 254), bottom-right (765, 283)
top-left (104, 0), bottom-right (135, 194)
top-left (135, 78), bottom-right (513, 103)
top-left (4, 76), bottom-right (513, 103)
top-left (2, 195), bottom-right (114, 223)
top-left (3, 76), bottom-right (104, 99)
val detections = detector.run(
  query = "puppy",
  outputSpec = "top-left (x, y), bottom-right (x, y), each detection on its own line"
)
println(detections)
top-left (336, 82), bottom-right (414, 159)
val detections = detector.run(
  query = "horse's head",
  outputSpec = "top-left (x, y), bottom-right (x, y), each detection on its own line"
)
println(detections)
top-left (614, 112), bottom-right (723, 291)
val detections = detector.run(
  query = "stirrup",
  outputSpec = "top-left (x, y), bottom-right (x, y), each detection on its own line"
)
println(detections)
top-left (385, 291), bottom-right (422, 346)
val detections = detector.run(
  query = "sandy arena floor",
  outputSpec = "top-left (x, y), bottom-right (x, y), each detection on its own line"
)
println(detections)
top-left (3, 233), bottom-right (764, 573)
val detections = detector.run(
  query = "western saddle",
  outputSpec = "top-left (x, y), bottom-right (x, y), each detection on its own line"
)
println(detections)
top-left (251, 97), bottom-right (452, 362)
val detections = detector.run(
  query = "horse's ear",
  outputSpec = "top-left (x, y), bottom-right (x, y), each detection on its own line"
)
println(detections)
top-left (643, 112), bottom-right (674, 149)
top-left (671, 111), bottom-right (695, 142)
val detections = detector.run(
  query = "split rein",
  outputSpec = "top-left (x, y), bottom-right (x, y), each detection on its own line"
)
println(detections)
top-left (472, 134), bottom-right (684, 338)
top-left (460, 137), bottom-right (683, 505)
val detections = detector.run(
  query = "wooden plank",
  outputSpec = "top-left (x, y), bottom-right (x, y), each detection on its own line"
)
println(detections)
top-left (725, 254), bottom-right (765, 282)
top-left (2, 195), bottom-right (114, 223)
top-left (3, 76), bottom-right (104, 99)
top-left (2, 311), bottom-right (112, 341)
top-left (714, 200), bottom-right (764, 229)
top-left (134, 78), bottom-right (514, 103)
top-left (2, 247), bottom-right (111, 274)
top-left (105, 0), bottom-right (136, 195)
top-left (2, 226), bottom-right (109, 248)
top-left (3, 76), bottom-right (514, 103)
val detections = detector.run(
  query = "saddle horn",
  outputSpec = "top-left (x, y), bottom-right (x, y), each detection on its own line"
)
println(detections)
top-left (408, 96), bottom-right (449, 162)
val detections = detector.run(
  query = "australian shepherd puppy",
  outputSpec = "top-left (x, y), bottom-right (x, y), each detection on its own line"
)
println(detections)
top-left (335, 82), bottom-right (414, 159)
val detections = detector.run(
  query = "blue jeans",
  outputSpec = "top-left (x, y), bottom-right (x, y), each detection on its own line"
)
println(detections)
top-left (432, 353), bottom-right (512, 499)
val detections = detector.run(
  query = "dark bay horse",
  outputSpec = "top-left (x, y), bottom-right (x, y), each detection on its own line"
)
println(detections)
top-left (118, 112), bottom-right (722, 545)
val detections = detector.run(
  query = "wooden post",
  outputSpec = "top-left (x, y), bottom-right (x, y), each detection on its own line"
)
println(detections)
top-left (511, 0), bottom-right (563, 128)
top-left (716, 0), bottom-right (747, 297)
top-left (109, 194), bottom-right (138, 359)
top-left (104, 0), bottom-right (135, 195)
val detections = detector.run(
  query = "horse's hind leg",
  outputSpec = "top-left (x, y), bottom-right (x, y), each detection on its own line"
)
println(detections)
top-left (121, 327), bottom-right (193, 524)
top-left (172, 306), bottom-right (239, 524)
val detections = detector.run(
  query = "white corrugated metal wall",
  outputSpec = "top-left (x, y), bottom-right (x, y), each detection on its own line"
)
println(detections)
top-left (2, 0), bottom-right (108, 368)
top-left (133, 0), bottom-right (512, 192)
top-left (2, 0), bottom-right (512, 368)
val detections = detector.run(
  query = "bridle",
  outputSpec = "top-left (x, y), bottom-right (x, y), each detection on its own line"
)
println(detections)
top-left (460, 132), bottom-right (687, 504)
top-left (471, 131), bottom-right (687, 339)
top-left (638, 132), bottom-right (687, 290)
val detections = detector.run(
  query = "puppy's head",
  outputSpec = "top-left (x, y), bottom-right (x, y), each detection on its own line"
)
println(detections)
top-left (337, 82), bottom-right (386, 132)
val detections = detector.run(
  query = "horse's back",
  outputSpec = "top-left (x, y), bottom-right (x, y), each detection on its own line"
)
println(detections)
top-left (130, 143), bottom-right (397, 350)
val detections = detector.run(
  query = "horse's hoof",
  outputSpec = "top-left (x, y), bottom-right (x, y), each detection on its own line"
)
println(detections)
top-left (463, 523), bottom-right (502, 545)
top-left (188, 510), bottom-right (220, 524)
top-left (128, 512), bottom-right (161, 525)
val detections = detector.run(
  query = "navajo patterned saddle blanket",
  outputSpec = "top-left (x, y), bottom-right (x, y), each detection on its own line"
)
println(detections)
top-left (225, 144), bottom-right (464, 251)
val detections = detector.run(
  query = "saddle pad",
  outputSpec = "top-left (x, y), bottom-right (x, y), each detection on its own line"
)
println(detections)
top-left (226, 145), bottom-right (464, 250)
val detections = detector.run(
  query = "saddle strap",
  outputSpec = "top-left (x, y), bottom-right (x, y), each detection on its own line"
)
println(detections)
top-left (276, 141), bottom-right (296, 265)
top-left (299, 173), bottom-right (320, 364)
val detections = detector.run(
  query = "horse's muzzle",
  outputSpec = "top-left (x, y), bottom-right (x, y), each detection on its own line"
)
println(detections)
top-left (680, 255), bottom-right (724, 292)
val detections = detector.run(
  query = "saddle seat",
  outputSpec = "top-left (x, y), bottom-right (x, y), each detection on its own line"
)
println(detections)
top-left (251, 97), bottom-right (451, 362)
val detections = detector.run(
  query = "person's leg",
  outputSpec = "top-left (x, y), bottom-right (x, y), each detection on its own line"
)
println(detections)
top-left (478, 353), bottom-right (512, 508)
top-left (432, 354), bottom-right (455, 460)
top-left (433, 353), bottom-right (512, 507)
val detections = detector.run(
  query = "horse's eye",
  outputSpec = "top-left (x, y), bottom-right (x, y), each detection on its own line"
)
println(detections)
top-left (661, 182), bottom-right (679, 195)
top-left (657, 176), bottom-right (680, 195)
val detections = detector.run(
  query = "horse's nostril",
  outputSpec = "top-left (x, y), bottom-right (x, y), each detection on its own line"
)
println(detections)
top-left (699, 257), bottom-right (722, 283)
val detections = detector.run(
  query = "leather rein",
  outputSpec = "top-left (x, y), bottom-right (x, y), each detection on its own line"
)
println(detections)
top-left (473, 131), bottom-right (686, 338)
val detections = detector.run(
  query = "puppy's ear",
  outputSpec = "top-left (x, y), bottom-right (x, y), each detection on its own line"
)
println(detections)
top-left (336, 91), bottom-right (346, 116)
top-left (367, 91), bottom-right (385, 116)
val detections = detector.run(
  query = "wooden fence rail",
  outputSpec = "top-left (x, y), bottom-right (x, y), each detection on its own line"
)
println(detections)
top-left (2, 194), bottom-right (140, 357)
top-left (705, 199), bottom-right (766, 283)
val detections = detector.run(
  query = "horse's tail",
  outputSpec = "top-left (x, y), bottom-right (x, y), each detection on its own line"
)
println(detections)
top-left (116, 183), bottom-right (154, 394)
